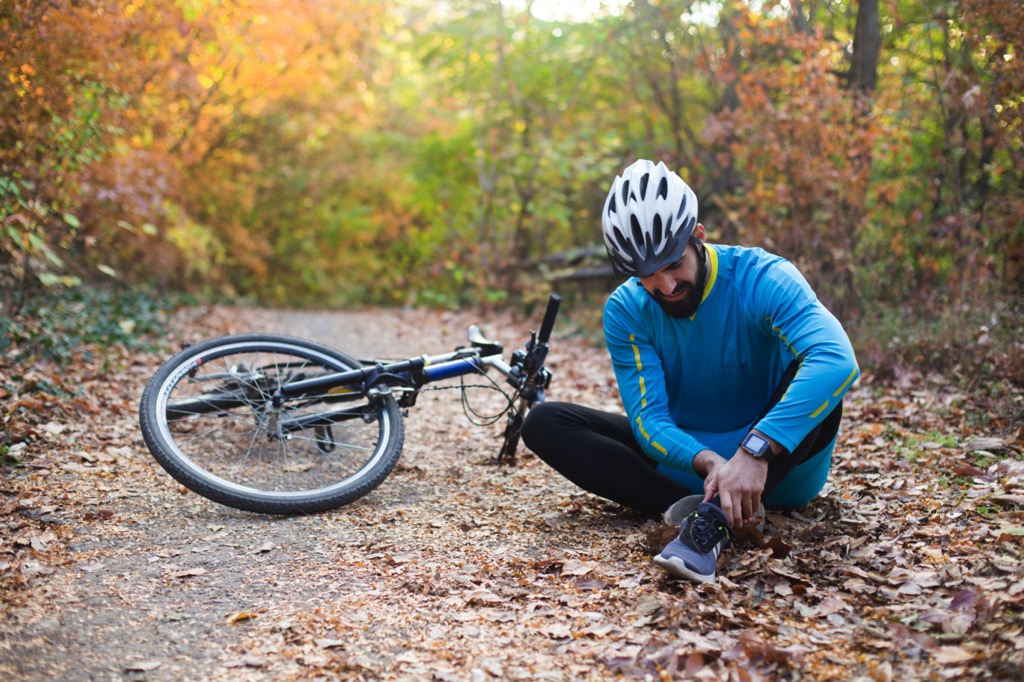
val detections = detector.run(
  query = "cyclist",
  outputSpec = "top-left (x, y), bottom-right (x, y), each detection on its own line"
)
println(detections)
top-left (522, 160), bottom-right (859, 583)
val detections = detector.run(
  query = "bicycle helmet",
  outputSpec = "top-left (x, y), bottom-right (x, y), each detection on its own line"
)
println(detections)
top-left (601, 160), bottom-right (698, 278)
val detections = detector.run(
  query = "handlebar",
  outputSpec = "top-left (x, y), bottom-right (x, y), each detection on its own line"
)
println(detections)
top-left (536, 294), bottom-right (561, 346)
top-left (494, 292), bottom-right (561, 466)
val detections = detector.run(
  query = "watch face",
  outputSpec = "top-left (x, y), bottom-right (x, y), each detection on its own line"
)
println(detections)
top-left (744, 433), bottom-right (769, 455)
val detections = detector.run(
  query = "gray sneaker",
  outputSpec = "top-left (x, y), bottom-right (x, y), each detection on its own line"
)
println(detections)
top-left (654, 501), bottom-right (734, 582)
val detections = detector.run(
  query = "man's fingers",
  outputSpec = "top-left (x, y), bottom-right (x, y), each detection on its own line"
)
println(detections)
top-left (718, 491), bottom-right (731, 526)
top-left (703, 472), bottom-right (718, 503)
top-left (721, 492), bottom-right (742, 530)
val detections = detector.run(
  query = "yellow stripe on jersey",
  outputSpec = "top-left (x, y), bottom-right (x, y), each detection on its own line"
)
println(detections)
top-left (834, 365), bottom-right (859, 397)
top-left (630, 334), bottom-right (643, 370)
top-left (635, 416), bottom-right (650, 440)
top-left (630, 333), bottom-right (647, 407)
top-left (809, 400), bottom-right (830, 418)
top-left (635, 416), bottom-right (667, 454)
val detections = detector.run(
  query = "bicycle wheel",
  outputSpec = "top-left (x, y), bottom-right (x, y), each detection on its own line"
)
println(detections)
top-left (139, 334), bottom-right (405, 514)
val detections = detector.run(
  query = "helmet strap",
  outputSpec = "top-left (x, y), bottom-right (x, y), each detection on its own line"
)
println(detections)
top-left (690, 236), bottom-right (708, 297)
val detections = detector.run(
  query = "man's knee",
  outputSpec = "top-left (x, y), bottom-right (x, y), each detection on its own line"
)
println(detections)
top-left (521, 401), bottom-right (564, 450)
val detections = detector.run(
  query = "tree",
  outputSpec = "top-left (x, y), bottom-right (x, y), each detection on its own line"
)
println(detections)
top-left (850, 0), bottom-right (881, 94)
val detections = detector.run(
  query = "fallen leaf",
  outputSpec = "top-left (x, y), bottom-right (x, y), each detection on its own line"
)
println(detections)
top-left (561, 560), bottom-right (592, 576)
top-left (816, 596), bottom-right (848, 616)
top-left (27, 530), bottom-right (57, 551)
top-left (953, 462), bottom-right (987, 477)
top-left (171, 567), bottom-right (208, 578)
top-left (932, 646), bottom-right (974, 664)
top-left (465, 589), bottom-right (506, 604)
top-left (315, 638), bottom-right (345, 649)
top-left (635, 594), bottom-right (662, 615)
top-left (767, 535), bottom-right (794, 558)
top-left (20, 561), bottom-right (55, 578)
top-left (540, 623), bottom-right (572, 640)
top-left (965, 437), bottom-right (1004, 452)
top-left (222, 655), bottom-right (266, 668)
top-left (576, 578), bottom-right (606, 590)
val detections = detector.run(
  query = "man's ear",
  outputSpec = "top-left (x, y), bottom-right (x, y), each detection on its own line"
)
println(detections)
top-left (694, 223), bottom-right (706, 241)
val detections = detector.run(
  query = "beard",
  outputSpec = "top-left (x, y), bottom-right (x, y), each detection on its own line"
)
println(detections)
top-left (653, 242), bottom-right (708, 319)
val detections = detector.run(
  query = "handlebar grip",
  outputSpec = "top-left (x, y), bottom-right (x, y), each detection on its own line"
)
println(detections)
top-left (537, 294), bottom-right (561, 345)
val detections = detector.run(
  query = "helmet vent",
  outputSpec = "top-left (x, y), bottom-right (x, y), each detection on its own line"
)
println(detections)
top-left (613, 226), bottom-right (628, 250)
top-left (630, 214), bottom-right (644, 251)
top-left (657, 176), bottom-right (668, 200)
top-left (639, 172), bottom-right (650, 199)
top-left (652, 213), bottom-right (663, 246)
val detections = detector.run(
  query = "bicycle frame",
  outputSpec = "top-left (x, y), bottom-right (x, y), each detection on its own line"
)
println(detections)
top-left (177, 295), bottom-right (558, 457)
top-left (268, 347), bottom-right (514, 434)
top-left (274, 345), bottom-right (509, 407)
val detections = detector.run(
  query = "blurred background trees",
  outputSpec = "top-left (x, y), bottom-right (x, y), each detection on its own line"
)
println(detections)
top-left (2, 0), bottom-right (1021, 349)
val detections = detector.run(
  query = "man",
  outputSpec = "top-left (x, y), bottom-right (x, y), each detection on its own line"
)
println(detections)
top-left (522, 160), bottom-right (859, 583)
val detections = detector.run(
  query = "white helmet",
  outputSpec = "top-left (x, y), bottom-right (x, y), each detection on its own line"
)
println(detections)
top-left (601, 160), bottom-right (698, 278)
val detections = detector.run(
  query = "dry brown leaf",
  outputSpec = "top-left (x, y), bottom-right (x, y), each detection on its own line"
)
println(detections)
top-left (171, 567), bottom-right (208, 578)
top-left (932, 645), bottom-right (974, 664)
top-left (965, 437), bottom-right (1005, 452)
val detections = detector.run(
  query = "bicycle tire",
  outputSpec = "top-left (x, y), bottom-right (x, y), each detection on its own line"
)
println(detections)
top-left (139, 334), bottom-right (405, 514)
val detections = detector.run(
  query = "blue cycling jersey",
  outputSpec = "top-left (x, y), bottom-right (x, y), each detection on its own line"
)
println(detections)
top-left (603, 244), bottom-right (859, 504)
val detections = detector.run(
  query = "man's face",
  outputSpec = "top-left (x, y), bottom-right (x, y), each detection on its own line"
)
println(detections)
top-left (638, 242), bottom-right (706, 319)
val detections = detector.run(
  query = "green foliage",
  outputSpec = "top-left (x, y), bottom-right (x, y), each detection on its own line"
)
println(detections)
top-left (0, 443), bottom-right (16, 466)
top-left (0, 287), bottom-right (178, 365)
top-left (1, 73), bottom-right (126, 312)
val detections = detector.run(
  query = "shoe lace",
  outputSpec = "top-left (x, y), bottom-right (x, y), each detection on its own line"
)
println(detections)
top-left (687, 513), bottom-right (733, 553)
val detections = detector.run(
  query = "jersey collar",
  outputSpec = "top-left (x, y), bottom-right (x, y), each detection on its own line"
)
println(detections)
top-left (701, 244), bottom-right (719, 305)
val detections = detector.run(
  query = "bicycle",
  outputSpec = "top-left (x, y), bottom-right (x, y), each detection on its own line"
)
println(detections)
top-left (138, 295), bottom-right (561, 515)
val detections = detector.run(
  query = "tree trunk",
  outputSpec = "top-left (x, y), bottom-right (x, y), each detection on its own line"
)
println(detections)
top-left (850, 0), bottom-right (881, 93)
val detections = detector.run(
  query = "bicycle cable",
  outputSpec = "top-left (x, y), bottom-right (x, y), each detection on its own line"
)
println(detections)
top-left (412, 364), bottom-right (516, 427)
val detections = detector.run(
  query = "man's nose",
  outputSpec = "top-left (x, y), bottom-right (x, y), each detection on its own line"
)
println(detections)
top-left (651, 271), bottom-right (677, 296)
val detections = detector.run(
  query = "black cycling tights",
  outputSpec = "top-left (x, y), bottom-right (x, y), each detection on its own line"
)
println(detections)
top-left (520, 362), bottom-right (843, 515)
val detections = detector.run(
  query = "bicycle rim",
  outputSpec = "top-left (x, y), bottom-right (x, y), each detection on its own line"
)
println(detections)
top-left (140, 335), bottom-right (404, 514)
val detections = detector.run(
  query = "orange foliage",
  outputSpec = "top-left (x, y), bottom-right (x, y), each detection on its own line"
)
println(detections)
top-left (705, 9), bottom-right (879, 319)
top-left (2, 0), bottom-right (382, 299)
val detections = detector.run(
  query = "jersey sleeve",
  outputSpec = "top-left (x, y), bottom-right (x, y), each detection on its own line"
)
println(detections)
top-left (603, 290), bottom-right (707, 474)
top-left (747, 260), bottom-right (860, 454)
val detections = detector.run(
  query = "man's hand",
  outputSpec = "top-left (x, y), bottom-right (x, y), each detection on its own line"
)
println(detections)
top-left (700, 449), bottom-right (769, 530)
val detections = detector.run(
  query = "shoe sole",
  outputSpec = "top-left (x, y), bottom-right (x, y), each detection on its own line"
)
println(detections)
top-left (653, 553), bottom-right (715, 583)
top-left (662, 494), bottom-right (703, 527)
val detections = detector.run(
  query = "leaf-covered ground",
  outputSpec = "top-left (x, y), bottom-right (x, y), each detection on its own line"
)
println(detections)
top-left (1, 305), bottom-right (1022, 681)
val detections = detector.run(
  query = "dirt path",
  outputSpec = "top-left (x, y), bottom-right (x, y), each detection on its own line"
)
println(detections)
top-left (1, 306), bottom-right (1021, 681)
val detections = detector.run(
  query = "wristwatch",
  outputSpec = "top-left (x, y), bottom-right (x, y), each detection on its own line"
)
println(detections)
top-left (741, 432), bottom-right (775, 462)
